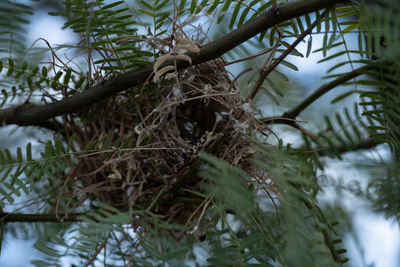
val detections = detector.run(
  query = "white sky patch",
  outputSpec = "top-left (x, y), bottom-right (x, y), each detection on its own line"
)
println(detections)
top-left (27, 10), bottom-right (77, 47)
top-left (355, 213), bottom-right (400, 267)
top-left (0, 234), bottom-right (35, 267)
top-left (345, 212), bottom-right (400, 267)
top-left (291, 34), bottom-right (325, 75)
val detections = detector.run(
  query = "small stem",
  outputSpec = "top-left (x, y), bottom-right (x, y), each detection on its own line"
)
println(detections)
top-left (261, 63), bottom-right (377, 123)
top-left (318, 138), bottom-right (380, 156)
top-left (84, 232), bottom-right (111, 267)
top-left (261, 116), bottom-right (316, 138)
top-left (246, 14), bottom-right (323, 102)
top-left (0, 212), bottom-right (85, 223)
top-left (224, 47), bottom-right (274, 66)
top-left (285, 64), bottom-right (375, 119)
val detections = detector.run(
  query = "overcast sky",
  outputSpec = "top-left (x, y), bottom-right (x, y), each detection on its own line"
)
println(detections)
top-left (0, 4), bottom-right (399, 267)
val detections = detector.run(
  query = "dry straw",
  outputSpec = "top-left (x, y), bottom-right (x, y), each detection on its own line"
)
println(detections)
top-left (53, 31), bottom-right (273, 231)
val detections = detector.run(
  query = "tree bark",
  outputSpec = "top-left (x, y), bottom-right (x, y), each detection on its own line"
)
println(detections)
top-left (0, 0), bottom-right (347, 127)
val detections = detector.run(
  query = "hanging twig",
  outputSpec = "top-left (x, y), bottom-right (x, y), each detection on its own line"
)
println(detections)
top-left (246, 12), bottom-right (326, 102)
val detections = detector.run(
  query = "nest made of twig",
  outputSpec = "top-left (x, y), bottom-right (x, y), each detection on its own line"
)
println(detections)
top-left (55, 58), bottom-right (264, 227)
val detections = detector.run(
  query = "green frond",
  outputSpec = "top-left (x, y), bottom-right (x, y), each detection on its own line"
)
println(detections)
top-left (304, 103), bottom-right (372, 159)
top-left (194, 143), bottom-right (347, 266)
top-left (369, 164), bottom-right (400, 221)
top-left (0, 0), bottom-right (34, 57)
top-left (0, 58), bottom-right (88, 106)
top-left (1, 0), bottom-right (400, 266)
top-left (0, 135), bottom-right (76, 210)
top-left (52, 0), bottom-right (156, 74)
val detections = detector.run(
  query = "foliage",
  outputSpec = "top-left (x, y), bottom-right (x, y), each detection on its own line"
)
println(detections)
top-left (0, 0), bottom-right (400, 266)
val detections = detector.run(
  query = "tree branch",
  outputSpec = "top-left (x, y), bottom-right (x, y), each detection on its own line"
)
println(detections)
top-left (283, 64), bottom-right (375, 119)
top-left (260, 63), bottom-right (382, 155)
top-left (0, 212), bottom-right (84, 222)
top-left (262, 63), bottom-right (376, 125)
top-left (246, 11), bottom-right (324, 102)
top-left (318, 138), bottom-right (381, 156)
top-left (0, 0), bottom-right (346, 127)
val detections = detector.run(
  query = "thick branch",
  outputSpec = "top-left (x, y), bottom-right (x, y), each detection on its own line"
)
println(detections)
top-left (0, 0), bottom-right (346, 127)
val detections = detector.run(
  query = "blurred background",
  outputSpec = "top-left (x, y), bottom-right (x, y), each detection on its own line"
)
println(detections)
top-left (0, 0), bottom-right (399, 266)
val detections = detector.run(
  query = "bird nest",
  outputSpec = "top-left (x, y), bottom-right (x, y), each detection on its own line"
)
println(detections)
top-left (55, 59), bottom-right (266, 227)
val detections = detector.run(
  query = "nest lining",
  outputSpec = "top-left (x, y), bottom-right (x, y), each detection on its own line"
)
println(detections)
top-left (55, 59), bottom-right (265, 226)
